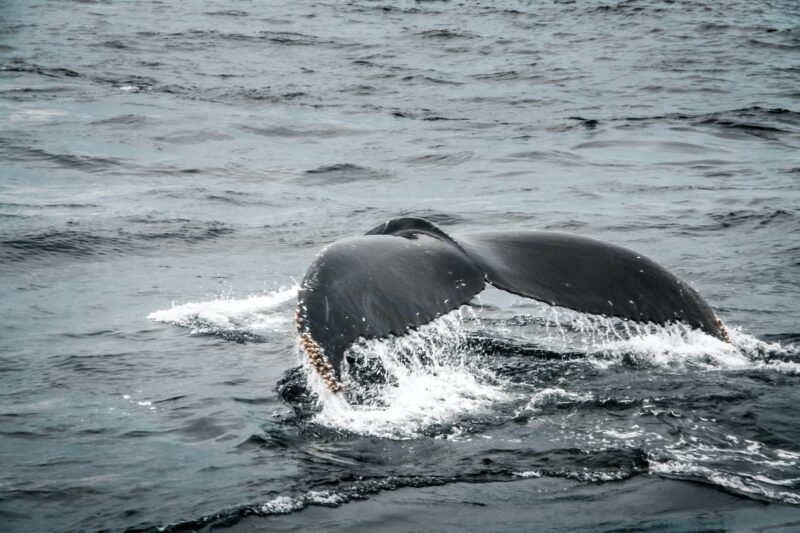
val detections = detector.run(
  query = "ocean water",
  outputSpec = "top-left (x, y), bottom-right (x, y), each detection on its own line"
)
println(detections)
top-left (1, 0), bottom-right (800, 531)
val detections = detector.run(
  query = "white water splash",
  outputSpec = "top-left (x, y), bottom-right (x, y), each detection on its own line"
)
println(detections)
top-left (307, 308), bottom-right (509, 439)
top-left (518, 387), bottom-right (594, 414)
top-left (599, 324), bottom-right (748, 369)
top-left (259, 495), bottom-right (303, 514)
top-left (598, 323), bottom-right (799, 374)
top-left (504, 304), bottom-right (799, 374)
top-left (147, 286), bottom-right (297, 335)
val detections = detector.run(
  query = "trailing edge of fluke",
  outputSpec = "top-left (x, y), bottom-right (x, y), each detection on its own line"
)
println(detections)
top-left (295, 217), bottom-right (729, 392)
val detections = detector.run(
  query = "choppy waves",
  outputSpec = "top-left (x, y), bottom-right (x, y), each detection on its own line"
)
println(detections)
top-left (147, 286), bottom-right (800, 510)
top-left (4, 0), bottom-right (800, 530)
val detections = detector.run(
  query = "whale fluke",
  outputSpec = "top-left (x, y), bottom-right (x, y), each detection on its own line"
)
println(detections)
top-left (296, 217), bottom-right (727, 392)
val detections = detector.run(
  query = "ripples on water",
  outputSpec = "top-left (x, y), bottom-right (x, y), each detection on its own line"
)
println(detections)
top-left (1, 0), bottom-right (799, 531)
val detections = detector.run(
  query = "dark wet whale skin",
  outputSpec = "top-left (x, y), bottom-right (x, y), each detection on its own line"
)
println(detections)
top-left (297, 217), bottom-right (725, 387)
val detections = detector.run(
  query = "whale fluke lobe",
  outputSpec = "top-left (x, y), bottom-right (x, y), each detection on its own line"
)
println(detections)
top-left (457, 231), bottom-right (722, 336)
top-left (296, 217), bottom-right (726, 392)
top-left (296, 231), bottom-right (486, 386)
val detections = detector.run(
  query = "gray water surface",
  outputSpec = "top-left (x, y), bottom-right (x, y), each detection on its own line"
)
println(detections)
top-left (2, 1), bottom-right (800, 531)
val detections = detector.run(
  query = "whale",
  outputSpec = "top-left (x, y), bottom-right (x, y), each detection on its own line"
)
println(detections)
top-left (295, 217), bottom-right (728, 392)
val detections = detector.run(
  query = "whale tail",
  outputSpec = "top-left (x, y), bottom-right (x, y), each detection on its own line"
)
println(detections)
top-left (296, 217), bottom-right (727, 391)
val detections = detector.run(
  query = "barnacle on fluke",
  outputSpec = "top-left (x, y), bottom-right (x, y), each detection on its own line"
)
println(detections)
top-left (295, 309), bottom-right (343, 393)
